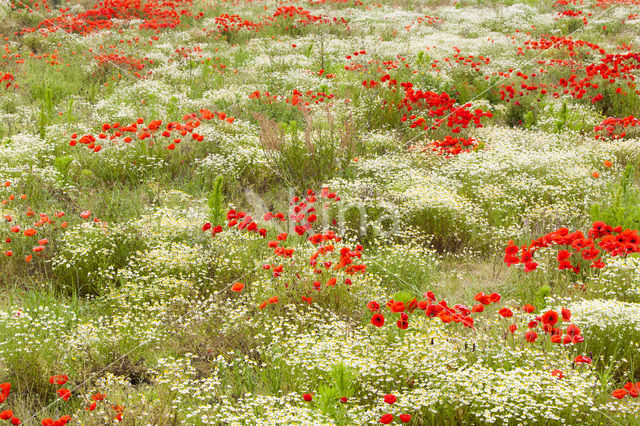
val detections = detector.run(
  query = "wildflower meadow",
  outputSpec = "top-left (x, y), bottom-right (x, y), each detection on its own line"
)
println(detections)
top-left (1, 0), bottom-right (640, 424)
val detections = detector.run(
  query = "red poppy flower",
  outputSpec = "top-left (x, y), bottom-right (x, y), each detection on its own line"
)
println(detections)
top-left (380, 414), bottom-right (393, 424)
top-left (0, 411), bottom-right (13, 420)
top-left (303, 393), bottom-right (313, 402)
top-left (523, 304), bottom-right (535, 313)
top-left (371, 313), bottom-right (385, 327)
top-left (561, 307), bottom-right (571, 322)
top-left (57, 388), bottom-right (71, 401)
top-left (624, 382), bottom-right (640, 397)
top-left (389, 301), bottom-right (405, 313)
top-left (541, 310), bottom-right (559, 326)
top-left (612, 388), bottom-right (628, 399)
top-left (525, 331), bottom-right (538, 343)
top-left (0, 383), bottom-right (9, 403)
top-left (399, 414), bottom-right (412, 423)
top-left (566, 324), bottom-right (581, 337)
top-left (49, 375), bottom-right (68, 385)
top-left (462, 316), bottom-right (474, 328)
top-left (498, 308), bottom-right (513, 318)
top-left (383, 394), bottom-right (396, 404)
top-left (231, 282), bottom-right (244, 292)
top-left (438, 311), bottom-right (453, 323)
top-left (575, 355), bottom-right (592, 364)
top-left (505, 245), bottom-right (519, 255)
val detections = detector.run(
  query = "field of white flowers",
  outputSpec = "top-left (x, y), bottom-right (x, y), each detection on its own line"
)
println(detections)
top-left (1, 0), bottom-right (640, 424)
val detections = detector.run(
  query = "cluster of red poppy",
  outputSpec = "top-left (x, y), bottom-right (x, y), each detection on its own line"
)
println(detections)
top-left (8, 0), bottom-right (50, 11)
top-left (225, 188), bottom-right (340, 240)
top-left (344, 50), bottom-right (370, 72)
top-left (379, 394), bottom-right (411, 424)
top-left (330, 244), bottom-right (365, 275)
top-left (0, 73), bottom-right (13, 89)
top-left (203, 6), bottom-right (345, 40)
top-left (346, 53), bottom-right (409, 75)
top-left (94, 52), bottom-right (152, 75)
top-left (594, 0), bottom-right (640, 8)
top-left (523, 35), bottom-right (603, 57)
top-left (345, 50), bottom-right (367, 60)
top-left (308, 0), bottom-right (363, 5)
top-left (504, 221), bottom-right (640, 273)
top-left (409, 136), bottom-right (479, 157)
top-left (594, 115), bottom-right (640, 139)
top-left (84, 392), bottom-right (108, 413)
top-left (40, 416), bottom-right (71, 426)
top-left (368, 291), bottom-right (476, 330)
top-left (201, 222), bottom-right (223, 236)
top-left (225, 208), bottom-right (267, 237)
top-left (309, 68), bottom-right (336, 79)
top-left (429, 50), bottom-right (490, 73)
top-left (553, 0), bottom-right (589, 24)
top-left (0, 383), bottom-right (9, 404)
top-left (366, 287), bottom-right (587, 350)
top-left (43, 375), bottom-right (114, 423)
top-left (396, 84), bottom-right (492, 133)
top-left (403, 14), bottom-right (443, 31)
top-left (506, 306), bottom-right (585, 345)
top-left (553, 0), bottom-right (583, 6)
top-left (575, 355), bottom-right (592, 364)
top-left (558, 9), bottom-right (587, 22)
top-left (301, 392), bottom-right (411, 423)
top-left (271, 6), bottom-right (327, 25)
top-left (23, 0), bottom-right (203, 36)
top-left (307, 227), bottom-right (365, 278)
top-left (0, 411), bottom-right (20, 425)
top-left (49, 374), bottom-right (72, 403)
top-left (269, 6), bottom-right (347, 28)
top-left (612, 382), bottom-right (640, 399)
top-left (210, 13), bottom-right (263, 34)
top-left (69, 108), bottom-right (233, 152)
top-left (472, 291), bottom-right (502, 309)
top-left (1, 184), bottom-right (97, 263)
top-left (362, 79), bottom-right (380, 89)
top-left (0, 383), bottom-right (20, 425)
top-left (499, 36), bottom-right (640, 107)
top-left (222, 188), bottom-right (366, 307)
top-left (249, 89), bottom-right (335, 111)
top-left (172, 45), bottom-right (203, 60)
